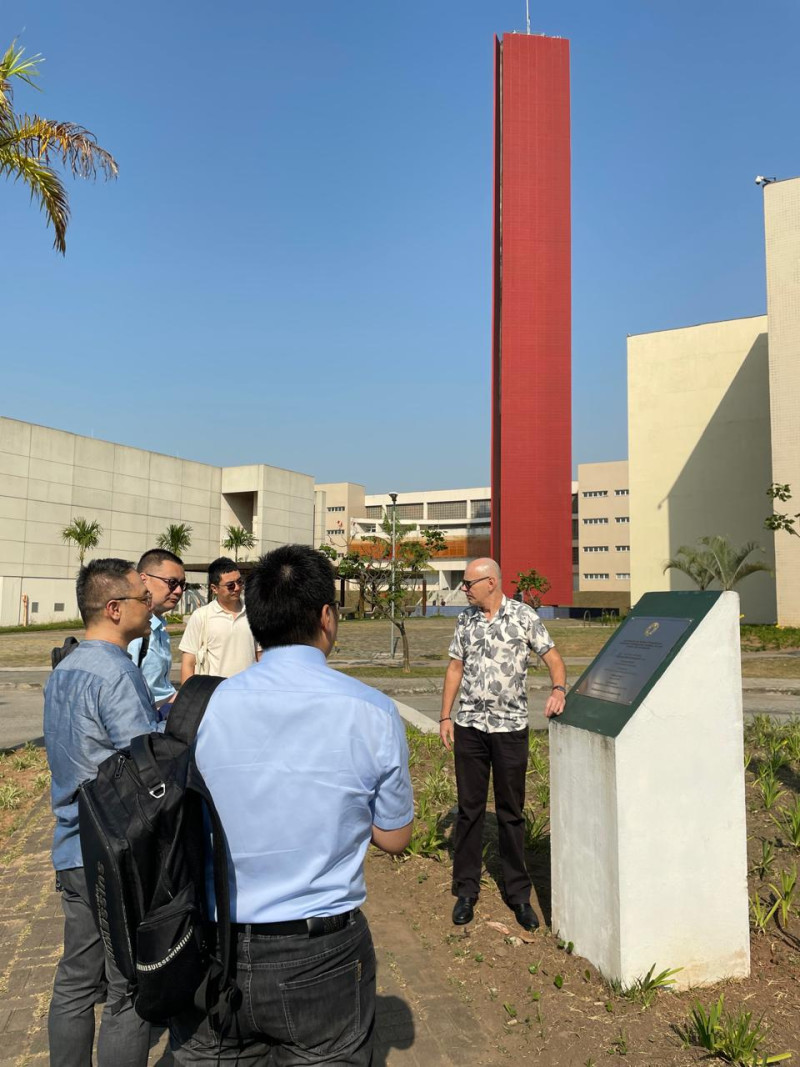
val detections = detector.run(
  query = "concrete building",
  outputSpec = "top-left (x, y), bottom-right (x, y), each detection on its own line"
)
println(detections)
top-left (577, 460), bottom-right (630, 597)
top-left (490, 32), bottom-right (573, 603)
top-left (0, 417), bottom-right (315, 626)
top-left (628, 175), bottom-right (800, 625)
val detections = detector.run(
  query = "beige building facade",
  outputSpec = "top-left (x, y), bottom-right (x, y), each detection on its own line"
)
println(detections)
top-left (0, 417), bottom-right (315, 626)
top-left (765, 179), bottom-right (800, 626)
top-left (577, 460), bottom-right (630, 595)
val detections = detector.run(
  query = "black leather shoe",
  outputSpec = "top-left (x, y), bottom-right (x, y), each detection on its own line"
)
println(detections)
top-left (512, 902), bottom-right (540, 932)
top-left (452, 896), bottom-right (476, 925)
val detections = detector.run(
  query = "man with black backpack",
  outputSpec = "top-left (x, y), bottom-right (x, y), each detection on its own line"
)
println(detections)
top-left (169, 545), bottom-right (414, 1066)
top-left (44, 559), bottom-right (162, 1067)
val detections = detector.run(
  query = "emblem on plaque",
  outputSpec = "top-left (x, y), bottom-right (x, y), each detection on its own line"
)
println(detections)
top-left (644, 622), bottom-right (660, 637)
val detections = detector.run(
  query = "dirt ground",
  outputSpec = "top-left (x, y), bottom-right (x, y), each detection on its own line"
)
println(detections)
top-left (365, 724), bottom-right (800, 1066)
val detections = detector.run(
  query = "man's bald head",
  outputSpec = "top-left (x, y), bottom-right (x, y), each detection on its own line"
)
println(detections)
top-left (467, 558), bottom-right (501, 581)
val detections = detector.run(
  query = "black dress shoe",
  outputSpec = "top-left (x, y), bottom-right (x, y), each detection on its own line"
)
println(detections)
top-left (512, 902), bottom-right (540, 932)
top-left (452, 896), bottom-right (476, 925)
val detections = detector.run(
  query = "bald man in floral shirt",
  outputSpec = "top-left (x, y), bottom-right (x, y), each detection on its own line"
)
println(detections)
top-left (440, 558), bottom-right (566, 931)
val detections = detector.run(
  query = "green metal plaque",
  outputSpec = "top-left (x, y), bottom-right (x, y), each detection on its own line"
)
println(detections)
top-left (554, 591), bottom-right (721, 738)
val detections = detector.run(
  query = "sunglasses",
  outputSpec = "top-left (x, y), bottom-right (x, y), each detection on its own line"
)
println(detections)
top-left (145, 573), bottom-right (188, 593)
top-left (461, 576), bottom-right (491, 591)
top-left (219, 578), bottom-right (244, 592)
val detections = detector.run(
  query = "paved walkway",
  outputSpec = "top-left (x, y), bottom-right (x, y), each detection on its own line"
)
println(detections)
top-left (0, 798), bottom-right (493, 1067)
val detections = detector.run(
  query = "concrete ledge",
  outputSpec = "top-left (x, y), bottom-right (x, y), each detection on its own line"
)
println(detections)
top-left (394, 700), bottom-right (438, 735)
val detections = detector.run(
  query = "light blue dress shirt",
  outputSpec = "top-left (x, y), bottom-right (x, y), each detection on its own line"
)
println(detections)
top-left (128, 614), bottom-right (175, 705)
top-left (195, 644), bottom-right (414, 923)
top-left (44, 640), bottom-right (161, 871)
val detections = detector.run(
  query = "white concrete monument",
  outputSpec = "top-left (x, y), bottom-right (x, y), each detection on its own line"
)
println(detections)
top-left (550, 590), bottom-right (750, 989)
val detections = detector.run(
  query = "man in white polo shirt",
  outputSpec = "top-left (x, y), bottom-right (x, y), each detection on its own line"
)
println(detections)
top-left (179, 556), bottom-right (258, 681)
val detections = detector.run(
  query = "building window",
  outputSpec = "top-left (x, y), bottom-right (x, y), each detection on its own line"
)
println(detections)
top-left (31, 602), bottom-right (39, 613)
top-left (582, 489), bottom-right (608, 498)
top-left (615, 516), bottom-right (630, 524)
top-left (571, 493), bottom-right (578, 514)
top-left (365, 506), bottom-right (382, 519)
top-left (471, 499), bottom-right (491, 519)
top-left (327, 505), bottom-right (345, 512)
top-left (583, 546), bottom-right (609, 553)
top-left (394, 503), bottom-right (424, 520)
top-left (572, 519), bottom-right (579, 539)
top-left (583, 517), bottom-right (609, 525)
top-left (616, 545), bottom-right (630, 552)
top-left (616, 573), bottom-right (631, 580)
top-left (54, 603), bottom-right (64, 611)
top-left (583, 573), bottom-right (609, 580)
top-left (326, 529), bottom-right (345, 537)
top-left (428, 500), bottom-right (466, 520)
top-left (615, 489), bottom-right (629, 496)
top-left (572, 547), bottom-right (579, 565)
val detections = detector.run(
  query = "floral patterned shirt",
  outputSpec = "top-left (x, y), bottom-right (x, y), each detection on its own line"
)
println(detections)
top-left (448, 597), bottom-right (555, 733)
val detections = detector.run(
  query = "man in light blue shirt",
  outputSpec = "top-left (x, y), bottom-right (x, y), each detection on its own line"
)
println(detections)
top-left (128, 548), bottom-right (187, 710)
top-left (170, 545), bottom-right (414, 1067)
top-left (44, 558), bottom-right (162, 1067)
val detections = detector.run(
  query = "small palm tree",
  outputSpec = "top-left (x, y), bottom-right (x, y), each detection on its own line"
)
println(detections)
top-left (664, 535), bottom-right (771, 592)
top-left (156, 523), bottom-right (193, 556)
top-left (222, 525), bottom-right (256, 563)
top-left (1, 40), bottom-right (118, 254)
top-left (62, 517), bottom-right (103, 565)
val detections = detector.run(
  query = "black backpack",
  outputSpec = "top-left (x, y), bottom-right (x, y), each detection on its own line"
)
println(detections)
top-left (52, 633), bottom-right (149, 670)
top-left (77, 675), bottom-right (238, 1023)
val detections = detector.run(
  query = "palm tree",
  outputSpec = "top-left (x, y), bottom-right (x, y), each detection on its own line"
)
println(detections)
top-left (664, 535), bottom-right (771, 591)
top-left (156, 523), bottom-right (193, 556)
top-left (222, 526), bottom-right (256, 563)
top-left (62, 517), bottom-right (103, 565)
top-left (1, 40), bottom-right (118, 254)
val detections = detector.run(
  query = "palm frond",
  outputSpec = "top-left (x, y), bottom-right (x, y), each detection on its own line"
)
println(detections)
top-left (0, 40), bottom-right (42, 109)
top-left (4, 113), bottom-right (118, 179)
top-left (0, 149), bottom-right (69, 252)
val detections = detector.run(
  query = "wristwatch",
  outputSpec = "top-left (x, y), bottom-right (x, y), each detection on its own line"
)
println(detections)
top-left (551, 685), bottom-right (567, 694)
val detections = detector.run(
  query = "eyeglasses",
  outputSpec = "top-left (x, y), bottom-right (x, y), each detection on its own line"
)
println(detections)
top-left (112, 592), bottom-right (153, 605)
top-left (461, 576), bottom-right (491, 591)
top-left (145, 573), bottom-right (187, 593)
top-left (219, 578), bottom-right (244, 592)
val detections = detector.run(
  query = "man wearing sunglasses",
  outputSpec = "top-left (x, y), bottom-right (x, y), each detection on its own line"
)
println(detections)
top-left (44, 559), bottom-right (162, 1067)
top-left (128, 548), bottom-right (186, 712)
top-left (180, 556), bottom-right (259, 681)
top-left (439, 557), bottom-right (567, 933)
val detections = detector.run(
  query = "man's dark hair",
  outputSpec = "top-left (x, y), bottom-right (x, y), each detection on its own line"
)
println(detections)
top-left (245, 545), bottom-right (335, 650)
top-left (136, 548), bottom-right (183, 572)
top-left (76, 558), bottom-right (136, 625)
top-left (209, 557), bottom-right (238, 587)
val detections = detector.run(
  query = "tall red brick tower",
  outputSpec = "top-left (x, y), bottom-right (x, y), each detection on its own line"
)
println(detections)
top-left (490, 33), bottom-right (572, 604)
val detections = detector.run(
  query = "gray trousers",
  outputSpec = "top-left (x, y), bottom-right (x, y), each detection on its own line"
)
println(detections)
top-left (48, 867), bottom-right (151, 1067)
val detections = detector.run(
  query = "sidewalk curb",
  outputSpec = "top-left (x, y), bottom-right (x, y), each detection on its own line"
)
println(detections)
top-left (394, 700), bottom-right (438, 735)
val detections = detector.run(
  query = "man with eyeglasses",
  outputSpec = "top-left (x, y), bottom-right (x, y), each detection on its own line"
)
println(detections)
top-left (128, 548), bottom-right (186, 712)
top-left (44, 558), bottom-right (162, 1067)
top-left (179, 556), bottom-right (259, 681)
top-left (439, 558), bottom-right (567, 933)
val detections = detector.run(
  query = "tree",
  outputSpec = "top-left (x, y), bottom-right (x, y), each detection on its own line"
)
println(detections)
top-left (765, 483), bottom-right (800, 538)
top-left (664, 535), bottom-right (771, 592)
top-left (1, 40), bottom-right (118, 254)
top-left (513, 569), bottom-right (551, 609)
top-left (222, 525), bottom-right (256, 562)
top-left (156, 523), bottom-right (193, 556)
top-left (62, 517), bottom-right (102, 565)
top-left (324, 514), bottom-right (445, 672)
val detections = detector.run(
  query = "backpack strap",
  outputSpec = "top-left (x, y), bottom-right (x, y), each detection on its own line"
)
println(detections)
top-left (137, 632), bottom-right (150, 668)
top-left (166, 675), bottom-right (225, 745)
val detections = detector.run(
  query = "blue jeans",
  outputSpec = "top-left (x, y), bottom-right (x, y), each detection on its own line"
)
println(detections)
top-left (169, 911), bottom-right (376, 1065)
top-left (48, 867), bottom-right (151, 1067)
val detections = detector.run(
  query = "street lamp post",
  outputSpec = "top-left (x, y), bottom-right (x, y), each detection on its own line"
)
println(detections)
top-left (389, 493), bottom-right (398, 657)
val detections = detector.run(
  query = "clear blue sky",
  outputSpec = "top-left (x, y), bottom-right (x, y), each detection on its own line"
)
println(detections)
top-left (2, 1), bottom-right (797, 492)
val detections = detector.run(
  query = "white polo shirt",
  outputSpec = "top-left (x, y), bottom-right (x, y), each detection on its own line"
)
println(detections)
top-left (179, 600), bottom-right (258, 678)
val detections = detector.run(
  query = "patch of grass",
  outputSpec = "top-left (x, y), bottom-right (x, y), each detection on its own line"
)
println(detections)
top-left (679, 993), bottom-right (791, 1065)
top-left (772, 796), bottom-right (800, 849)
top-left (0, 784), bottom-right (25, 810)
top-left (0, 618), bottom-right (83, 634)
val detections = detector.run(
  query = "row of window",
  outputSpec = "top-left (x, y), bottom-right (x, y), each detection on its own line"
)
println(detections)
top-left (31, 602), bottom-right (65, 613)
top-left (327, 505), bottom-right (345, 512)
top-left (583, 516), bottom-right (629, 525)
top-left (581, 488), bottom-right (629, 498)
top-left (583, 545), bottom-right (631, 553)
top-left (363, 499), bottom-right (491, 521)
top-left (583, 573), bottom-right (631, 581)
